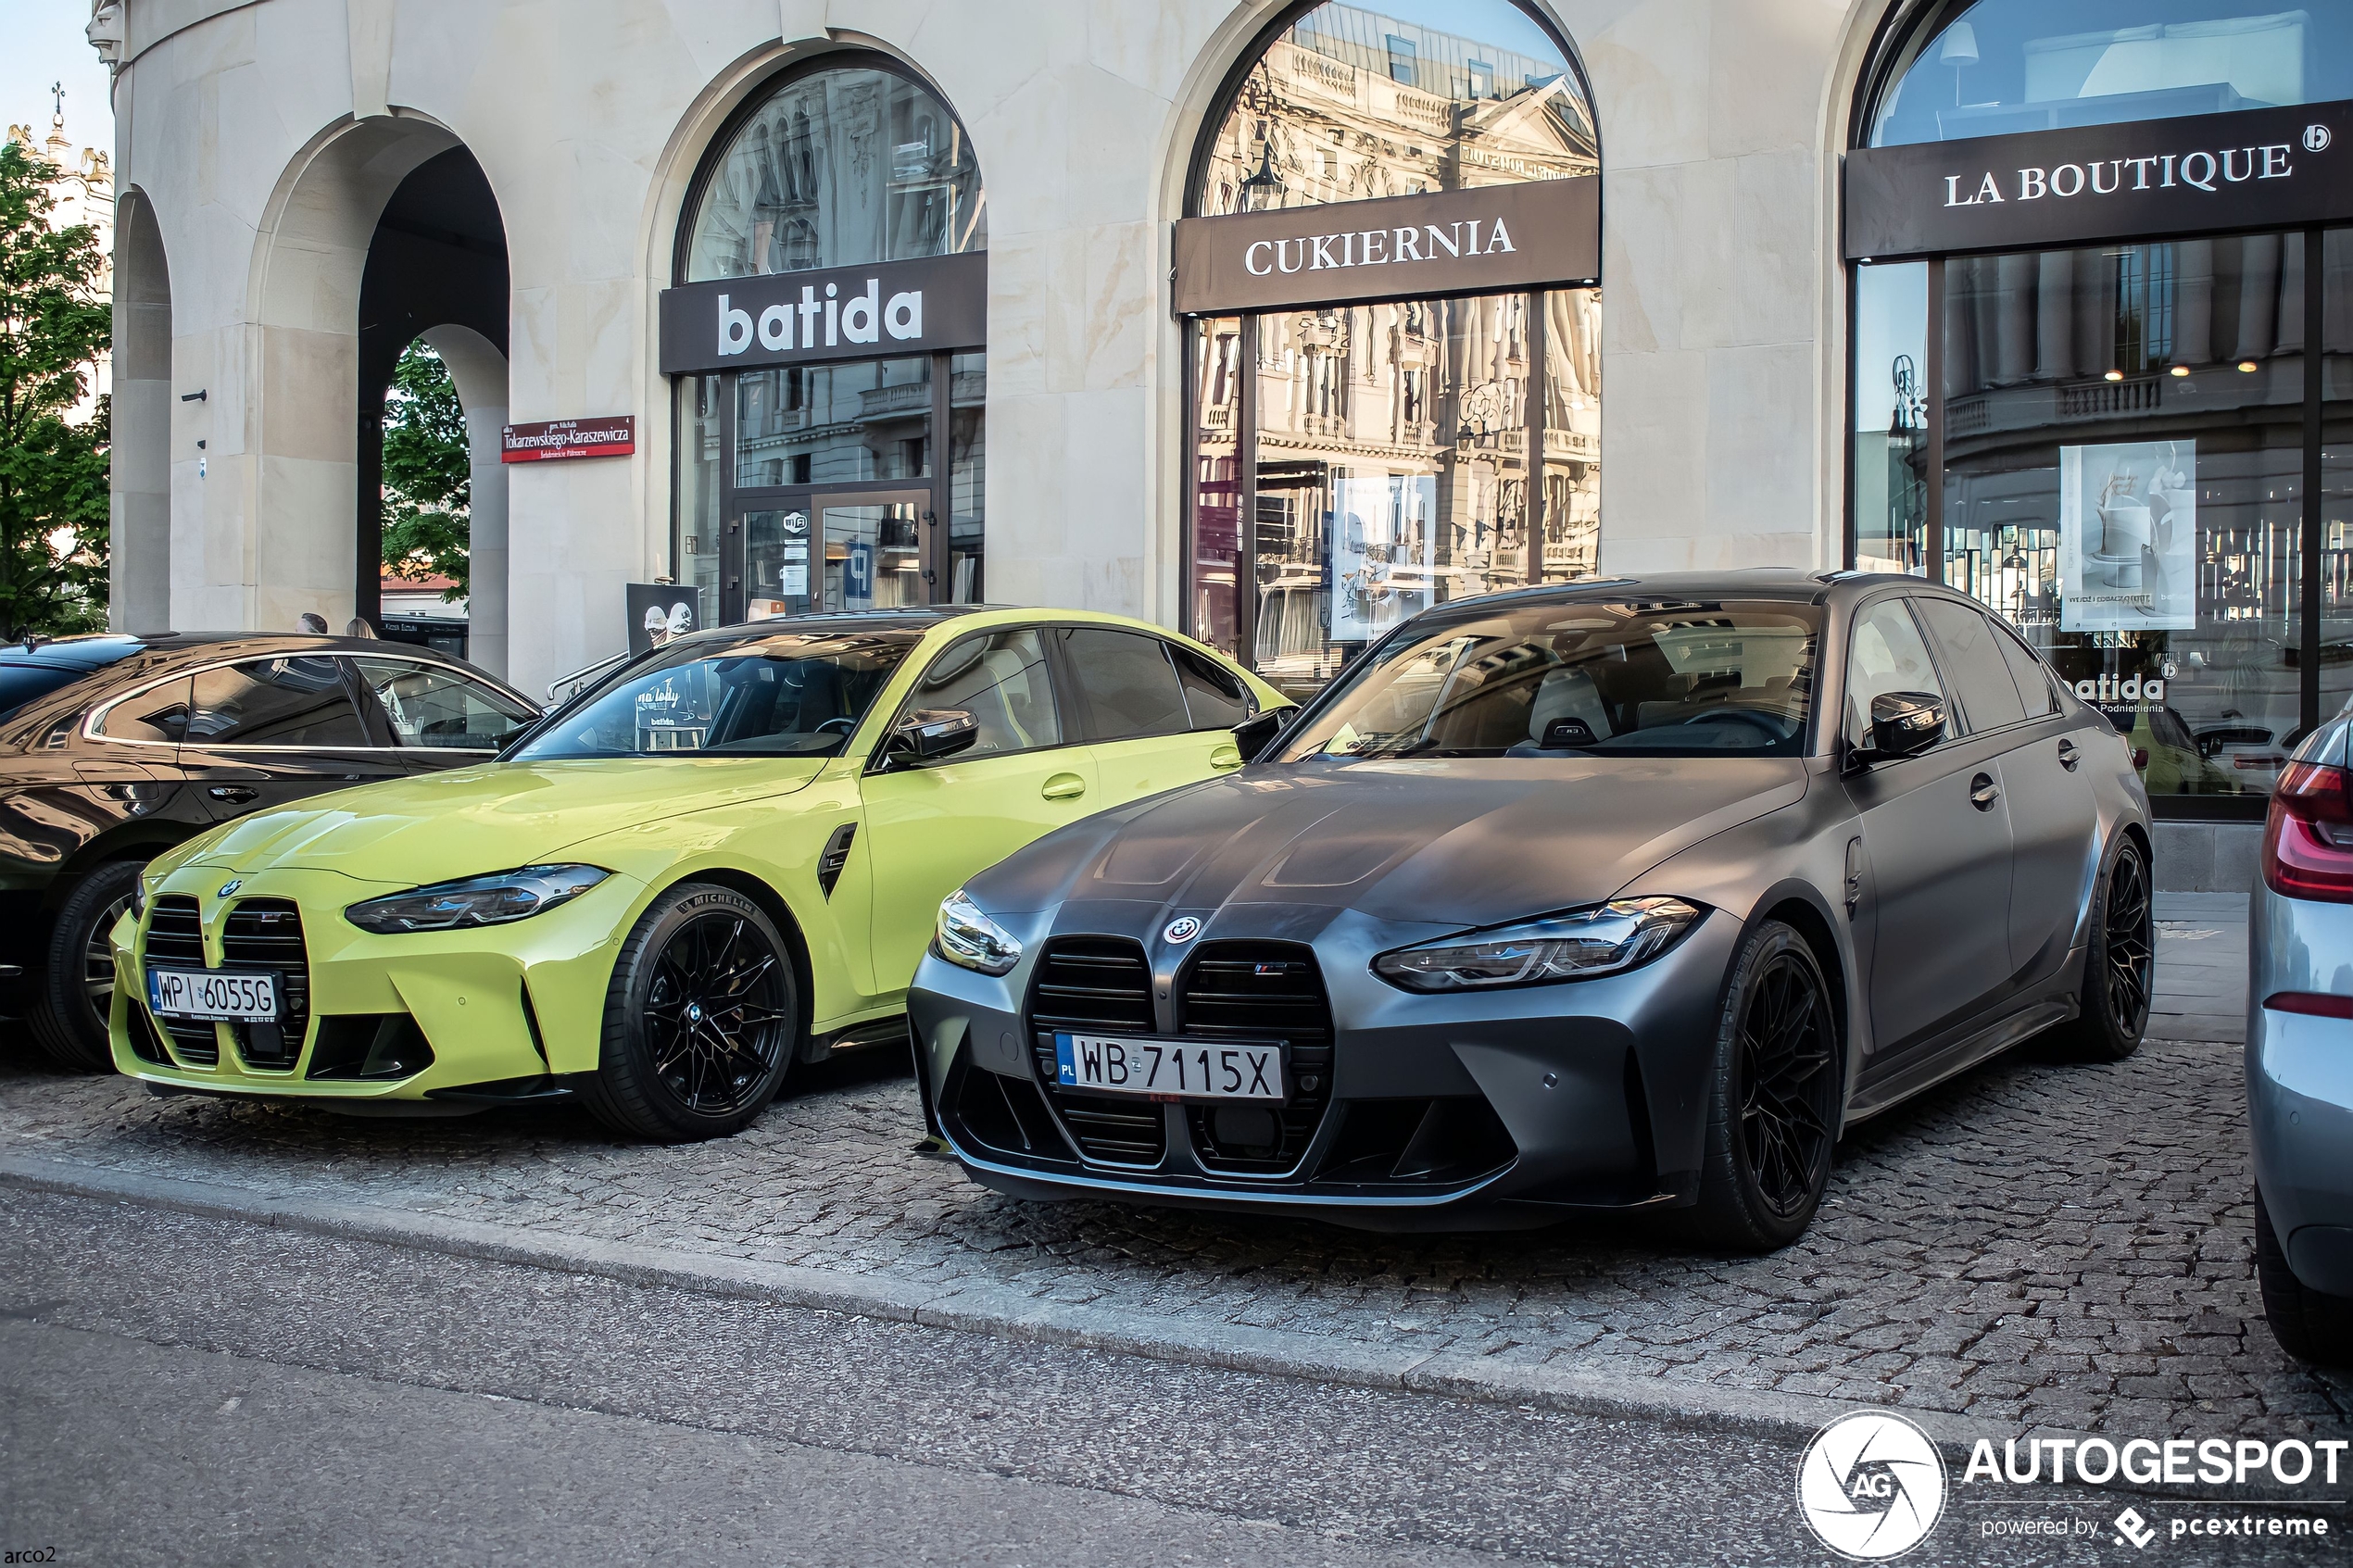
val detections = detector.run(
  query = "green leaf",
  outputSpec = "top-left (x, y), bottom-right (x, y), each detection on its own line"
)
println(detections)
top-left (381, 340), bottom-right (472, 599)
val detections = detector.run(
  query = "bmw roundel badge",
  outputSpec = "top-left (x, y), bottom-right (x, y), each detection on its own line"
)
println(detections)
top-left (1163, 916), bottom-right (1202, 945)
top-left (217, 878), bottom-right (243, 899)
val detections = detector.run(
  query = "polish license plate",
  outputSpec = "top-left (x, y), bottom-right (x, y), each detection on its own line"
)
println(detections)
top-left (146, 967), bottom-right (279, 1022)
top-left (1052, 1033), bottom-right (1285, 1102)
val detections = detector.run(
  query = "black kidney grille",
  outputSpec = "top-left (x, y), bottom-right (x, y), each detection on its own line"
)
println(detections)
top-left (221, 898), bottom-right (308, 1070)
top-left (1026, 936), bottom-right (1164, 1166)
top-left (139, 895), bottom-right (218, 1065)
top-left (1178, 942), bottom-right (1334, 1173)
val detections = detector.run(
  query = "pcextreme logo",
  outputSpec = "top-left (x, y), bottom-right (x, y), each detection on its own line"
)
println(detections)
top-left (1797, 1411), bottom-right (1949, 1561)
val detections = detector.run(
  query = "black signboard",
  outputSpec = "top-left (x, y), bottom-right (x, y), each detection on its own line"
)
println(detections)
top-left (1173, 176), bottom-right (1600, 317)
top-left (658, 250), bottom-right (987, 376)
top-left (1845, 98), bottom-right (2353, 261)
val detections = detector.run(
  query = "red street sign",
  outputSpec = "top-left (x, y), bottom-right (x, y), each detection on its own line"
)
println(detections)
top-left (502, 416), bottom-right (635, 463)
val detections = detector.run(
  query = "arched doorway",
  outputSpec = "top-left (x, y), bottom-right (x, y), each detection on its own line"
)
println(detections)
top-left (661, 54), bottom-right (988, 628)
top-left (1175, 0), bottom-right (1603, 696)
top-left (110, 187), bottom-right (170, 633)
top-left (356, 148), bottom-right (510, 674)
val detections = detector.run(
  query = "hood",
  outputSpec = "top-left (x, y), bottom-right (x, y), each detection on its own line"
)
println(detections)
top-left (182, 757), bottom-right (830, 885)
top-left (969, 756), bottom-right (1808, 929)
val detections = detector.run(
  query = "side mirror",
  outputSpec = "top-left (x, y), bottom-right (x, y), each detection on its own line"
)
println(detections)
top-left (1868, 690), bottom-right (1946, 760)
top-left (1230, 706), bottom-right (1294, 763)
top-left (887, 708), bottom-right (979, 763)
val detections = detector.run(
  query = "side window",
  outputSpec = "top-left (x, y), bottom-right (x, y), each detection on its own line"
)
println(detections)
top-left (1845, 600), bottom-right (1948, 750)
top-left (1914, 597), bottom-right (2027, 733)
top-left (1167, 642), bottom-right (1252, 731)
top-left (93, 675), bottom-right (194, 744)
top-left (1060, 628), bottom-right (1190, 742)
top-left (185, 658), bottom-right (371, 748)
top-left (1990, 621), bottom-right (2060, 717)
top-left (353, 658), bottom-right (537, 750)
top-left (906, 629), bottom-right (1062, 760)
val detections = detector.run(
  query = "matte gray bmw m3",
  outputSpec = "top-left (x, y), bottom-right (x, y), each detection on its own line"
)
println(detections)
top-left (907, 572), bottom-right (2153, 1248)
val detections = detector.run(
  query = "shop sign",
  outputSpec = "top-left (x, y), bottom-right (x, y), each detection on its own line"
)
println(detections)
top-left (1173, 176), bottom-right (1599, 317)
top-left (502, 416), bottom-right (635, 463)
top-left (658, 251), bottom-right (986, 376)
top-left (626, 583), bottom-right (698, 656)
top-left (1845, 98), bottom-right (2353, 261)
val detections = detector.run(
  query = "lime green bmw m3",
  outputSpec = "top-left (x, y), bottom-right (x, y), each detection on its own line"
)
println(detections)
top-left (108, 608), bottom-right (1287, 1140)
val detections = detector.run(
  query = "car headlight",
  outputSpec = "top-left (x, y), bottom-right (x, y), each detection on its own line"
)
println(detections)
top-left (934, 887), bottom-right (1023, 976)
top-left (1372, 897), bottom-right (1704, 992)
top-left (345, 865), bottom-right (610, 935)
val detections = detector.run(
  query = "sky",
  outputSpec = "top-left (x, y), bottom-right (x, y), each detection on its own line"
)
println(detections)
top-left (0, 0), bottom-right (114, 158)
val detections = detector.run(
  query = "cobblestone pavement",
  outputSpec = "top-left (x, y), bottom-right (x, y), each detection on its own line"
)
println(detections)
top-left (5, 895), bottom-right (2347, 1440)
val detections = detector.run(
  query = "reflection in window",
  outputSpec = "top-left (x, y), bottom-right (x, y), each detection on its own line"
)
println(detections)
top-left (1870, 2), bottom-right (2353, 146)
top-left (949, 352), bottom-right (987, 603)
top-left (515, 633), bottom-right (914, 759)
top-left (735, 357), bottom-right (931, 488)
top-left (1195, 0), bottom-right (1594, 217)
top-left (1854, 262), bottom-right (1929, 574)
top-left (685, 65), bottom-right (986, 281)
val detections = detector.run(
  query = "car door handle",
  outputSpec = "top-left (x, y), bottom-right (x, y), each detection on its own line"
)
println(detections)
top-left (1209, 744), bottom-right (1243, 771)
top-left (1969, 773), bottom-right (2000, 811)
top-left (1041, 772), bottom-right (1088, 801)
top-left (2057, 738), bottom-right (2081, 771)
top-left (208, 785), bottom-right (259, 804)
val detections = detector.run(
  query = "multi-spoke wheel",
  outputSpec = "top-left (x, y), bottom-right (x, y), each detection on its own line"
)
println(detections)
top-left (26, 860), bottom-right (145, 1072)
top-left (581, 883), bottom-right (799, 1141)
top-left (2055, 836), bottom-right (2151, 1062)
top-left (1691, 920), bottom-right (1842, 1250)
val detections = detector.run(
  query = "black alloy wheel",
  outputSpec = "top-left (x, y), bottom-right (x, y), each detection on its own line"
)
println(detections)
top-left (2057, 837), bottom-right (2151, 1062)
top-left (1692, 920), bottom-right (1842, 1251)
top-left (26, 860), bottom-right (146, 1072)
top-left (581, 883), bottom-right (799, 1141)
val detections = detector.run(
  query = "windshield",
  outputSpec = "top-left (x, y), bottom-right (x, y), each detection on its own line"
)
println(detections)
top-left (510, 631), bottom-right (915, 760)
top-left (1277, 599), bottom-right (1820, 762)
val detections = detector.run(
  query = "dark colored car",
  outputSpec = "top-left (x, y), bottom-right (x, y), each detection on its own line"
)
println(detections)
top-left (909, 571), bottom-right (2154, 1249)
top-left (0, 633), bottom-right (538, 1069)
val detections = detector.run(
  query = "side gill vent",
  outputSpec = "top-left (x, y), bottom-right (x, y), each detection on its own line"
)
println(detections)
top-left (817, 823), bottom-right (857, 898)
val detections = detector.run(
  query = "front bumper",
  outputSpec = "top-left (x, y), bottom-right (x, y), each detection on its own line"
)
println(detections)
top-left (108, 865), bottom-right (643, 1102)
top-left (909, 901), bottom-right (1737, 1231)
top-left (2248, 882), bottom-right (2353, 1294)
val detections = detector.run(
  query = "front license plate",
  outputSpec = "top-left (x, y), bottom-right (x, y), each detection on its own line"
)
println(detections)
top-left (146, 967), bottom-right (279, 1022)
top-left (1052, 1033), bottom-right (1285, 1101)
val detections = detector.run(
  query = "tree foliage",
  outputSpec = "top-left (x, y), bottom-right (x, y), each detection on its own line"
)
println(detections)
top-left (0, 138), bottom-right (110, 639)
top-left (381, 340), bottom-right (471, 599)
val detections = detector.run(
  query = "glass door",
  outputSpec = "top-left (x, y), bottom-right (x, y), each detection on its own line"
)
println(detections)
top-left (733, 488), bottom-right (934, 621)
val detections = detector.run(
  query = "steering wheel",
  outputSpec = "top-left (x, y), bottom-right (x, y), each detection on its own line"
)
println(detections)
top-left (1682, 708), bottom-right (1785, 740)
top-left (813, 716), bottom-right (859, 735)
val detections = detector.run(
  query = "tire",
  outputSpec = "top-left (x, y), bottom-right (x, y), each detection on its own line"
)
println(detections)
top-left (2052, 834), bottom-right (2151, 1062)
top-left (25, 860), bottom-right (145, 1073)
top-left (1688, 920), bottom-right (1843, 1252)
top-left (2256, 1186), bottom-right (2353, 1366)
top-left (576, 882), bottom-right (799, 1142)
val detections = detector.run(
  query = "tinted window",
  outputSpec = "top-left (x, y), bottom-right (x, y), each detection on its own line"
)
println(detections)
top-left (1991, 621), bottom-right (2060, 717)
top-left (0, 663), bottom-right (93, 723)
top-left (353, 659), bottom-right (536, 750)
top-left (1845, 600), bottom-right (1947, 749)
top-left (1279, 600), bottom-right (1820, 762)
top-left (906, 630), bottom-right (1060, 759)
top-left (1170, 644), bottom-right (1251, 731)
top-left (93, 675), bottom-right (195, 744)
top-left (512, 631), bottom-right (913, 760)
top-left (1062, 629), bottom-right (1190, 742)
top-left (186, 659), bottom-right (371, 747)
top-left (1916, 597), bottom-right (2028, 733)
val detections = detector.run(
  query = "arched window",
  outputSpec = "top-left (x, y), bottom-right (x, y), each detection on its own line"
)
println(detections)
top-left (1181, 2), bottom-right (1601, 691)
top-left (670, 56), bottom-right (989, 630)
top-left (682, 60), bottom-right (984, 282)
top-left (1868, 1), bottom-right (2353, 146)
top-left (1846, 2), bottom-right (2353, 818)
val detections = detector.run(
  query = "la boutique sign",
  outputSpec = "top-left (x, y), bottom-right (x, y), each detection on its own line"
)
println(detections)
top-left (657, 251), bottom-right (986, 377)
top-left (1845, 98), bottom-right (2353, 261)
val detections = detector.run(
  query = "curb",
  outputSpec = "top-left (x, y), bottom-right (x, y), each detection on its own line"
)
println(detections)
top-left (1, 1152), bottom-right (2039, 1456)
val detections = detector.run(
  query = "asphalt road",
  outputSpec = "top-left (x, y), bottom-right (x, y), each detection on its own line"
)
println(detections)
top-left (1, 1189), bottom-right (2340, 1566)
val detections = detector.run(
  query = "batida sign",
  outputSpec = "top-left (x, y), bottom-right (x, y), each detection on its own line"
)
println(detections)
top-left (658, 251), bottom-right (987, 376)
top-left (1845, 98), bottom-right (2353, 260)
